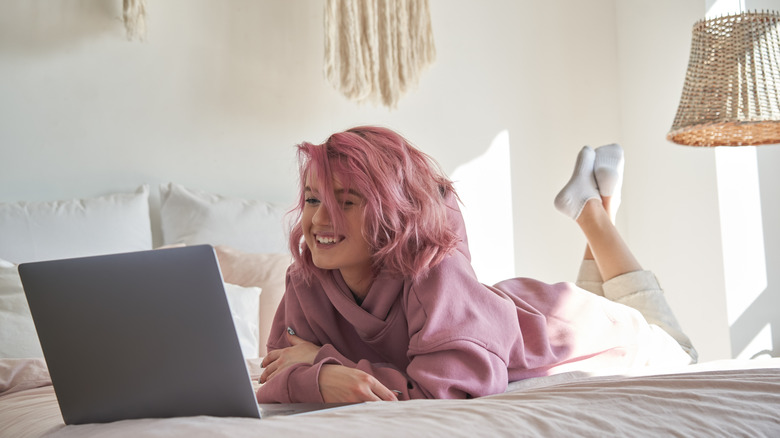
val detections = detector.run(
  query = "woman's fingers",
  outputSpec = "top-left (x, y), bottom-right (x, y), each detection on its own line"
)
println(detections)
top-left (259, 350), bottom-right (278, 382)
top-left (287, 332), bottom-right (304, 345)
top-left (372, 380), bottom-right (399, 401)
top-left (261, 349), bottom-right (280, 368)
top-left (263, 367), bottom-right (280, 383)
top-left (259, 360), bottom-right (278, 383)
top-left (318, 365), bottom-right (399, 403)
top-left (265, 357), bottom-right (391, 396)
top-left (259, 336), bottom-right (322, 384)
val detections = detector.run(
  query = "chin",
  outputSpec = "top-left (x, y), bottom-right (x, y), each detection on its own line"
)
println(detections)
top-left (311, 257), bottom-right (338, 271)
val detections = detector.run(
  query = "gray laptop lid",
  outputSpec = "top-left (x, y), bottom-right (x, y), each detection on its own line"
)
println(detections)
top-left (19, 245), bottom-right (261, 424)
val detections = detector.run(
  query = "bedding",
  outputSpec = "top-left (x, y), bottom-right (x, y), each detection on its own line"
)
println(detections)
top-left (0, 357), bottom-right (778, 437)
top-left (0, 185), bottom-right (778, 437)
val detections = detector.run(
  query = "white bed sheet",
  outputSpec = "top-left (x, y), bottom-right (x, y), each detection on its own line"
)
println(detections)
top-left (1, 357), bottom-right (778, 437)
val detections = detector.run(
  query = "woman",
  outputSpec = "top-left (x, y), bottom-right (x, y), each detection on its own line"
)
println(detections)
top-left (256, 126), bottom-right (696, 403)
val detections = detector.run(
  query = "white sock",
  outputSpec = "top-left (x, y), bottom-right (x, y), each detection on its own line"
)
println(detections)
top-left (554, 146), bottom-right (600, 220)
top-left (594, 143), bottom-right (624, 197)
top-left (594, 143), bottom-right (623, 222)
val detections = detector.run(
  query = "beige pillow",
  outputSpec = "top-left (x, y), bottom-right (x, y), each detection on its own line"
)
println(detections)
top-left (215, 246), bottom-right (291, 357)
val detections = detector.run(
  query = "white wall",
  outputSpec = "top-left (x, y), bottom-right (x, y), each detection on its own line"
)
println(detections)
top-left (2, 0), bottom-right (772, 362)
top-left (0, 0), bottom-right (620, 278)
top-left (615, 0), bottom-right (730, 361)
top-left (711, 0), bottom-right (780, 360)
top-left (616, 0), bottom-right (780, 361)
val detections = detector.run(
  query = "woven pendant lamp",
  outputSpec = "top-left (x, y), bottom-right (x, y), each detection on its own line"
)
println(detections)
top-left (668, 10), bottom-right (780, 146)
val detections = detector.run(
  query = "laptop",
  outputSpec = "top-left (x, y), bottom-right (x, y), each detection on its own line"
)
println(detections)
top-left (18, 245), bottom-right (276, 424)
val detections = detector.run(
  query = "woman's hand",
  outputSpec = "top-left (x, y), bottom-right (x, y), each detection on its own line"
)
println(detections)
top-left (259, 331), bottom-right (321, 383)
top-left (318, 364), bottom-right (399, 403)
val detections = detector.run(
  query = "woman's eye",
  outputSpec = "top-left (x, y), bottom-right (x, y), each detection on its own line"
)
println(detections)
top-left (305, 197), bottom-right (320, 205)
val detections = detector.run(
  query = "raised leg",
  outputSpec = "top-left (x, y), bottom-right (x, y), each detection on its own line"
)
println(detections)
top-left (583, 143), bottom-right (624, 262)
top-left (576, 199), bottom-right (641, 281)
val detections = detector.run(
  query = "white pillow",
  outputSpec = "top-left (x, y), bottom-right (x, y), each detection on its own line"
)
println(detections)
top-left (224, 283), bottom-right (261, 359)
top-left (0, 261), bottom-right (43, 358)
top-left (159, 183), bottom-right (288, 254)
top-left (0, 186), bottom-right (153, 264)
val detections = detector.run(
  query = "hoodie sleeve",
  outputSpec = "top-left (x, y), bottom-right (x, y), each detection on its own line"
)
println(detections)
top-left (255, 357), bottom-right (340, 403)
top-left (351, 342), bottom-right (510, 400)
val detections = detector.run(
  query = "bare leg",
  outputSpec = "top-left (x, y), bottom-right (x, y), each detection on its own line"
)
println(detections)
top-left (582, 195), bottom-right (615, 261)
top-left (558, 144), bottom-right (636, 281)
top-left (583, 243), bottom-right (595, 261)
top-left (576, 198), bottom-right (640, 281)
top-left (582, 144), bottom-right (622, 262)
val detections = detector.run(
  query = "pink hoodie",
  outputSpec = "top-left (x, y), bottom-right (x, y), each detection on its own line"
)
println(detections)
top-left (256, 200), bottom-right (650, 402)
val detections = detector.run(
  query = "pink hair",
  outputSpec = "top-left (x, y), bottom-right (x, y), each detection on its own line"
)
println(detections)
top-left (288, 126), bottom-right (460, 281)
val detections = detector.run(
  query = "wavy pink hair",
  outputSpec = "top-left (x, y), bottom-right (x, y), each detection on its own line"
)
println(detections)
top-left (288, 126), bottom-right (460, 281)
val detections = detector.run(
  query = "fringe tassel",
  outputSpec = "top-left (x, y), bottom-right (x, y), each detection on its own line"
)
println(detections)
top-left (123, 0), bottom-right (147, 41)
top-left (324, 0), bottom-right (436, 108)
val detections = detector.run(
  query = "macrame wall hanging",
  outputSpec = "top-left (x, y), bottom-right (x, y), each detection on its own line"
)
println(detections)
top-left (123, 0), bottom-right (147, 41)
top-left (324, 0), bottom-right (436, 108)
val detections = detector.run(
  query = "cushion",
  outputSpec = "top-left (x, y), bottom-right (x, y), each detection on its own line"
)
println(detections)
top-left (159, 183), bottom-right (288, 254)
top-left (0, 261), bottom-right (43, 358)
top-left (215, 246), bottom-right (291, 357)
top-left (0, 186), bottom-right (152, 264)
top-left (224, 283), bottom-right (262, 359)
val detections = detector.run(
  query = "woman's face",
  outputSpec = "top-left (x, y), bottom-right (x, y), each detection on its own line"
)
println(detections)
top-left (302, 174), bottom-right (373, 291)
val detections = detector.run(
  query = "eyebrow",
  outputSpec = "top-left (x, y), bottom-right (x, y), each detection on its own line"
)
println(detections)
top-left (304, 186), bottom-right (363, 198)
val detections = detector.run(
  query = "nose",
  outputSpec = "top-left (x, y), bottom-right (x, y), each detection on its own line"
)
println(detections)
top-left (311, 204), bottom-right (332, 226)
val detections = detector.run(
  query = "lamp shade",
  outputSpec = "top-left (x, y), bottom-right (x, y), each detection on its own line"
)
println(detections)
top-left (668, 11), bottom-right (780, 146)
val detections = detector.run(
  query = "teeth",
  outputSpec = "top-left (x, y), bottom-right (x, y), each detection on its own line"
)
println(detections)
top-left (316, 235), bottom-right (341, 244)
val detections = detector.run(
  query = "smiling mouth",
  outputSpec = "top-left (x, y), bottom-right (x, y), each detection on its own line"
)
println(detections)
top-left (315, 234), bottom-right (343, 245)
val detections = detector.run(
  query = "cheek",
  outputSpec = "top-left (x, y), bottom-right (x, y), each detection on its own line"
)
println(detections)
top-left (301, 209), bottom-right (313, 230)
top-left (300, 215), bottom-right (314, 243)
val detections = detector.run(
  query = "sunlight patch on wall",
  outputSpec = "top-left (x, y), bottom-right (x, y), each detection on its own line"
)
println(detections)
top-left (452, 130), bottom-right (515, 285)
top-left (736, 323), bottom-right (773, 360)
top-left (715, 147), bottom-right (767, 328)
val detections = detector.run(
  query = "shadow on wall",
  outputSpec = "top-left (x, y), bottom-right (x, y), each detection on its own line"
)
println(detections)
top-left (0, 0), bottom-right (125, 52)
top-left (731, 289), bottom-right (779, 358)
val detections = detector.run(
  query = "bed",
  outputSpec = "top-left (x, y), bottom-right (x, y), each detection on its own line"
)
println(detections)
top-left (1, 184), bottom-right (779, 437)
